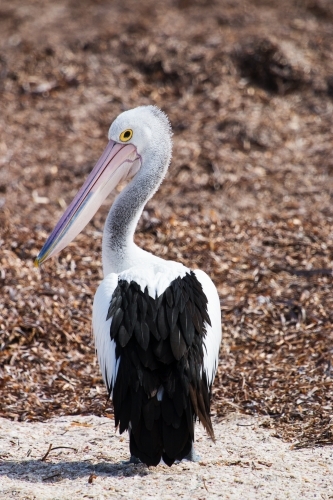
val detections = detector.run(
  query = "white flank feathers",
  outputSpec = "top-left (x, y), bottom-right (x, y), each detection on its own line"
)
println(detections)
top-left (193, 269), bottom-right (222, 386)
top-left (92, 273), bottom-right (119, 397)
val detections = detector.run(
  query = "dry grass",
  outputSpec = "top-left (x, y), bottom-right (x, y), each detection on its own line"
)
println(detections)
top-left (1, 0), bottom-right (333, 449)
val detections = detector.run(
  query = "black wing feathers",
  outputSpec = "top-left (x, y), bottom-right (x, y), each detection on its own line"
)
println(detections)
top-left (170, 324), bottom-right (187, 360)
top-left (108, 271), bottom-right (214, 467)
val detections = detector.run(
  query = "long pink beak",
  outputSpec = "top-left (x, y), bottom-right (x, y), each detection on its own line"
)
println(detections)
top-left (35, 140), bottom-right (140, 266)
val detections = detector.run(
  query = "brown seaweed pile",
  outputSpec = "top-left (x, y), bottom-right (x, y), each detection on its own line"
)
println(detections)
top-left (1, 0), bottom-right (332, 448)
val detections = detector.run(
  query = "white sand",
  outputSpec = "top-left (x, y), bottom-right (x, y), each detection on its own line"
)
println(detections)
top-left (0, 414), bottom-right (332, 499)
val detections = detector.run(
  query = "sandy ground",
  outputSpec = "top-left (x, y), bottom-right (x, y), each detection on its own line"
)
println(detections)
top-left (0, 414), bottom-right (332, 500)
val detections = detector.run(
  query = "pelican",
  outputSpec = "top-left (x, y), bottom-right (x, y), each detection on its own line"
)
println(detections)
top-left (35, 106), bottom-right (222, 466)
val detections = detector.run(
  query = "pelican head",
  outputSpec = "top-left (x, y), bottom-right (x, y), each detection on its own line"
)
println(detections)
top-left (35, 106), bottom-right (172, 266)
top-left (108, 105), bottom-right (172, 158)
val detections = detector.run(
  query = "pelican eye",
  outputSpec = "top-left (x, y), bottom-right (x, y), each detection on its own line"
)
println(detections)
top-left (119, 129), bottom-right (133, 142)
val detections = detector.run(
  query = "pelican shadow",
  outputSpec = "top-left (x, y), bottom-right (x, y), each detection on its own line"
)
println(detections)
top-left (0, 459), bottom-right (149, 483)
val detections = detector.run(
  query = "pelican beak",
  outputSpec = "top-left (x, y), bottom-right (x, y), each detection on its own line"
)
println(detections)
top-left (35, 140), bottom-right (140, 266)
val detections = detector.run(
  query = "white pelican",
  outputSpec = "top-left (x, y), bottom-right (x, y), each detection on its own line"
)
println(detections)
top-left (35, 106), bottom-right (222, 466)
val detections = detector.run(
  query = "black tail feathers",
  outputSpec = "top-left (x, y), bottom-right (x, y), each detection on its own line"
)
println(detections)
top-left (129, 408), bottom-right (193, 466)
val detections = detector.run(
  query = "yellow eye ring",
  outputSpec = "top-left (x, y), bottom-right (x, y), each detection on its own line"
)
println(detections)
top-left (119, 129), bottom-right (133, 142)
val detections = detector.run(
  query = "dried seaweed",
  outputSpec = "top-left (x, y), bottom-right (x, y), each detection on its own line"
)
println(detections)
top-left (0, 0), bottom-right (332, 449)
